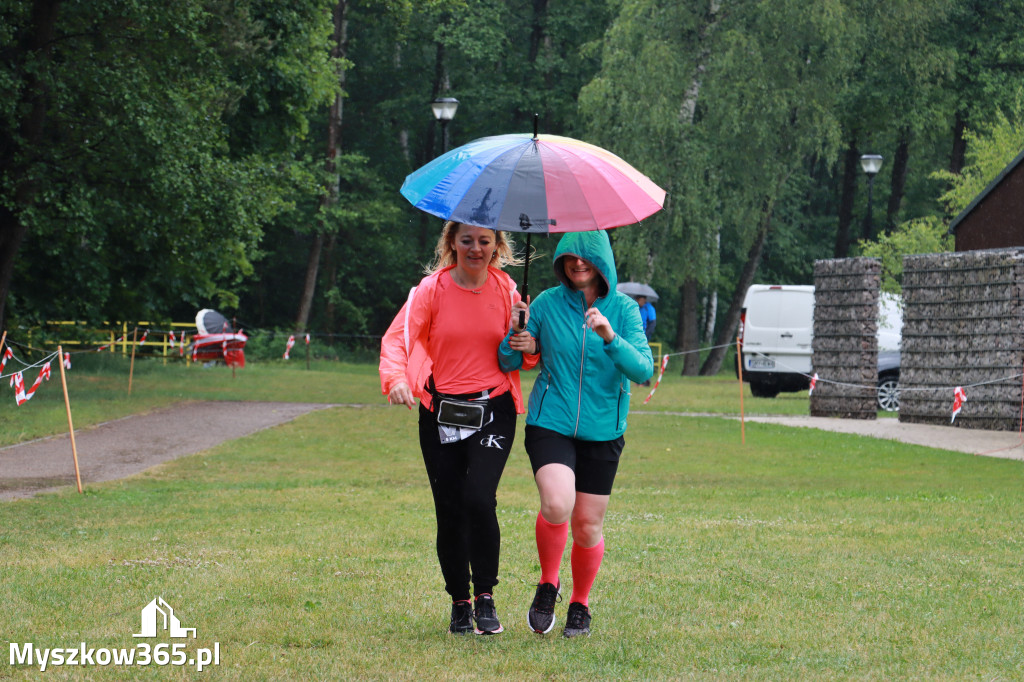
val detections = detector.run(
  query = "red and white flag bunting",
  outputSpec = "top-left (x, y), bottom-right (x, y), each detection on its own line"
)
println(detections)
top-left (305, 334), bottom-right (310, 345)
top-left (951, 386), bottom-right (966, 424)
top-left (284, 335), bottom-right (296, 359)
top-left (64, 352), bottom-right (71, 370)
top-left (0, 346), bottom-right (12, 373)
top-left (643, 354), bottom-right (671, 405)
top-left (138, 330), bottom-right (149, 346)
top-left (808, 373), bottom-right (818, 396)
top-left (97, 335), bottom-right (124, 352)
top-left (11, 361), bottom-right (51, 406)
top-left (168, 331), bottom-right (176, 348)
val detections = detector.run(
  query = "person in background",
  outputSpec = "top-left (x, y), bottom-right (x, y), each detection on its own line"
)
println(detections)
top-left (379, 220), bottom-right (536, 636)
top-left (635, 294), bottom-right (656, 386)
top-left (499, 230), bottom-right (653, 638)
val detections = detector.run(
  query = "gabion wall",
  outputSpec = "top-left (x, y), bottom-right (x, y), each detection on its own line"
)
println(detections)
top-left (810, 258), bottom-right (880, 419)
top-left (900, 249), bottom-right (1024, 430)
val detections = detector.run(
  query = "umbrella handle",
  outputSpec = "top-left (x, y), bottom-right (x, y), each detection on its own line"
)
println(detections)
top-left (519, 233), bottom-right (531, 330)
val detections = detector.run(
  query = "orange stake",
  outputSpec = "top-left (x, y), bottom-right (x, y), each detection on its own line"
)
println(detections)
top-left (737, 337), bottom-right (745, 444)
top-left (58, 345), bottom-right (83, 494)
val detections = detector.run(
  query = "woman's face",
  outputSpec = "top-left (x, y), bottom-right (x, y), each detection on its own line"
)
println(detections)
top-left (563, 255), bottom-right (600, 291)
top-left (453, 224), bottom-right (497, 274)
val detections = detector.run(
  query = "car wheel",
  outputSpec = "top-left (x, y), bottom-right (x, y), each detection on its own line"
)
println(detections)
top-left (749, 376), bottom-right (780, 398)
top-left (877, 373), bottom-right (900, 412)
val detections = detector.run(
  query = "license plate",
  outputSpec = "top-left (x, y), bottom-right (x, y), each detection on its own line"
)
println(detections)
top-left (747, 357), bottom-right (775, 370)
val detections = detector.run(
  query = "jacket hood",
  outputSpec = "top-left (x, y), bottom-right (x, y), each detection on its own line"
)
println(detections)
top-left (553, 231), bottom-right (618, 296)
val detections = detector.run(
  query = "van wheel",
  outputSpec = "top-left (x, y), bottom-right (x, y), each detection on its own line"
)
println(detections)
top-left (749, 377), bottom-right (779, 398)
top-left (877, 373), bottom-right (900, 412)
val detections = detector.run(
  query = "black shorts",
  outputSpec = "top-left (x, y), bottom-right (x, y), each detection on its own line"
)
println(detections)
top-left (524, 425), bottom-right (624, 496)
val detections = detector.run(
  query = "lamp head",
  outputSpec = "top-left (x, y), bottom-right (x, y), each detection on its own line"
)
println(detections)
top-left (431, 97), bottom-right (460, 122)
top-left (860, 154), bottom-right (883, 176)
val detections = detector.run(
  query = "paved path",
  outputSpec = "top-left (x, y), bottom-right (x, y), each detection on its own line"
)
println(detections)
top-left (636, 411), bottom-right (1024, 462)
top-left (0, 401), bottom-right (333, 501)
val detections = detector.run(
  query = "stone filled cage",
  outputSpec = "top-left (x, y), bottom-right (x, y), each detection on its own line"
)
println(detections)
top-left (811, 258), bottom-right (881, 419)
top-left (899, 249), bottom-right (1024, 430)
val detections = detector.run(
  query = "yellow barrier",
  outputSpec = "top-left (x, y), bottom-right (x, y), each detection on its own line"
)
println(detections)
top-left (34, 321), bottom-right (196, 361)
top-left (649, 341), bottom-right (662, 366)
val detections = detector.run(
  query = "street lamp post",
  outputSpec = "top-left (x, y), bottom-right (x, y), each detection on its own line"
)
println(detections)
top-left (431, 97), bottom-right (459, 154)
top-left (860, 153), bottom-right (883, 241)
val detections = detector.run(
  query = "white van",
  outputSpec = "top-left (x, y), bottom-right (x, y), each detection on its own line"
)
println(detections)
top-left (738, 284), bottom-right (903, 405)
top-left (738, 285), bottom-right (815, 397)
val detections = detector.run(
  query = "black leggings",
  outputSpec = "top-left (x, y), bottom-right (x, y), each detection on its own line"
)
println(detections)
top-left (418, 391), bottom-right (516, 601)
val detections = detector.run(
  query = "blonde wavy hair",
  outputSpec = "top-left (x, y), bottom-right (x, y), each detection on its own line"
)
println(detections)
top-left (425, 220), bottom-right (524, 274)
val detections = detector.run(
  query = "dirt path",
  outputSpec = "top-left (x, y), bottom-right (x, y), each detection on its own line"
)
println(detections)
top-left (0, 401), bottom-right (334, 501)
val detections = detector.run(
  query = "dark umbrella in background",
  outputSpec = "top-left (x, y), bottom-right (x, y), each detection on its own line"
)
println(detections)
top-left (401, 116), bottom-right (666, 323)
top-left (617, 282), bottom-right (659, 303)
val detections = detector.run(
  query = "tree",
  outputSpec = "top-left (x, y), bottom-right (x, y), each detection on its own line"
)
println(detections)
top-left (581, 0), bottom-right (854, 376)
top-left (0, 0), bottom-right (337, 327)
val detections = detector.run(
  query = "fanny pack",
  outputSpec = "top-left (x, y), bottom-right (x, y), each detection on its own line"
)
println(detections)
top-left (427, 377), bottom-right (495, 443)
top-left (436, 399), bottom-right (486, 429)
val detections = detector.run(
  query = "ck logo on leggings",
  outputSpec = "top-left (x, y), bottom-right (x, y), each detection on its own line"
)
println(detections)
top-left (480, 434), bottom-right (506, 449)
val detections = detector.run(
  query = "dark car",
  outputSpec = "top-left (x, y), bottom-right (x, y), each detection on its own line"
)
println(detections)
top-left (877, 349), bottom-right (900, 412)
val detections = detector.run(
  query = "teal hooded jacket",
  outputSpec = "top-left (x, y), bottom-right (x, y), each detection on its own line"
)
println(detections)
top-left (499, 231), bottom-right (654, 441)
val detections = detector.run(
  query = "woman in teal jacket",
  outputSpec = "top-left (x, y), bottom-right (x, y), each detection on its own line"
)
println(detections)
top-left (499, 230), bottom-right (653, 638)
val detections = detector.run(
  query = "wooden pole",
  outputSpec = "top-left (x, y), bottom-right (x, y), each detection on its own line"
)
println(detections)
top-left (57, 345), bottom-right (83, 494)
top-left (736, 338), bottom-right (746, 444)
top-left (128, 326), bottom-right (138, 395)
top-left (0, 330), bottom-right (7, 355)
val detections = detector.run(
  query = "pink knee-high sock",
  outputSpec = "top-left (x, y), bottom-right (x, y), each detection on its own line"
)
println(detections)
top-left (569, 537), bottom-right (605, 607)
top-left (535, 512), bottom-right (569, 586)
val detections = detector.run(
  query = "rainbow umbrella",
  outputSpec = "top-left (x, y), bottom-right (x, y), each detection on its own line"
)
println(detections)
top-left (401, 120), bottom-right (666, 304)
top-left (401, 130), bottom-right (665, 234)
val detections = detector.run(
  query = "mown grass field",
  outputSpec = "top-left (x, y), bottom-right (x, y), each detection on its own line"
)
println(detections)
top-left (2, 357), bottom-right (1022, 680)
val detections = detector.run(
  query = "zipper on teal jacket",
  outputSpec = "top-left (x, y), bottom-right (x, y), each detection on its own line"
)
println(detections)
top-left (573, 290), bottom-right (588, 438)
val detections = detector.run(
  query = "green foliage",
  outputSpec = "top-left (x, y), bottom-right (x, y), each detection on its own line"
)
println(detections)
top-left (857, 216), bottom-right (953, 294)
top-left (933, 99), bottom-right (1024, 215)
top-left (1, 0), bottom-right (337, 326)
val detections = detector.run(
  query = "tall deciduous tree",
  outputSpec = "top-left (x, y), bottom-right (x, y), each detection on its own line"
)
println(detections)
top-left (0, 0), bottom-right (337, 328)
top-left (582, 0), bottom-right (854, 375)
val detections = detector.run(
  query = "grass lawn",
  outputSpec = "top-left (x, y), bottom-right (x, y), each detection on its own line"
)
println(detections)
top-left (2, 359), bottom-right (1022, 679)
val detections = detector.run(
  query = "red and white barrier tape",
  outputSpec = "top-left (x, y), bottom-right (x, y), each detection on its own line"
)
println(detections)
top-left (283, 335), bottom-right (295, 359)
top-left (951, 386), bottom-right (966, 423)
top-left (643, 354), bottom-right (670, 404)
top-left (11, 361), bottom-right (51, 406)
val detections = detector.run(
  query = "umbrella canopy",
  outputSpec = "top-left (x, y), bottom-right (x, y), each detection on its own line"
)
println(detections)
top-left (617, 282), bottom-right (659, 303)
top-left (401, 133), bottom-right (665, 233)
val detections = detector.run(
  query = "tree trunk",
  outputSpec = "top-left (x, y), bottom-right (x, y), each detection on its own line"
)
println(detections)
top-left (699, 207), bottom-right (772, 376)
top-left (886, 132), bottom-right (910, 232)
top-left (833, 140), bottom-right (859, 257)
top-left (295, 0), bottom-right (347, 333)
top-left (0, 0), bottom-right (62, 329)
top-left (419, 41), bottom-right (447, 254)
top-left (679, 278), bottom-right (700, 375)
top-left (950, 111), bottom-right (967, 175)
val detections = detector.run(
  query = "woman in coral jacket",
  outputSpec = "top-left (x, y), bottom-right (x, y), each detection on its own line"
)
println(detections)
top-left (379, 220), bottom-right (536, 637)
top-left (500, 230), bottom-right (653, 638)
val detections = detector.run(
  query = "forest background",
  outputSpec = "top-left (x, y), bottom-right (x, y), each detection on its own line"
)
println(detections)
top-left (3, 0), bottom-right (1024, 374)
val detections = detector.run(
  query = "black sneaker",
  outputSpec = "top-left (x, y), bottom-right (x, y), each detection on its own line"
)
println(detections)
top-left (562, 602), bottom-right (591, 638)
top-left (527, 582), bottom-right (560, 634)
top-left (473, 594), bottom-right (503, 635)
top-left (449, 600), bottom-right (473, 635)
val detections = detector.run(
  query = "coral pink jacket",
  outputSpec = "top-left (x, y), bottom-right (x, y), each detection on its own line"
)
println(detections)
top-left (379, 265), bottom-right (537, 412)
